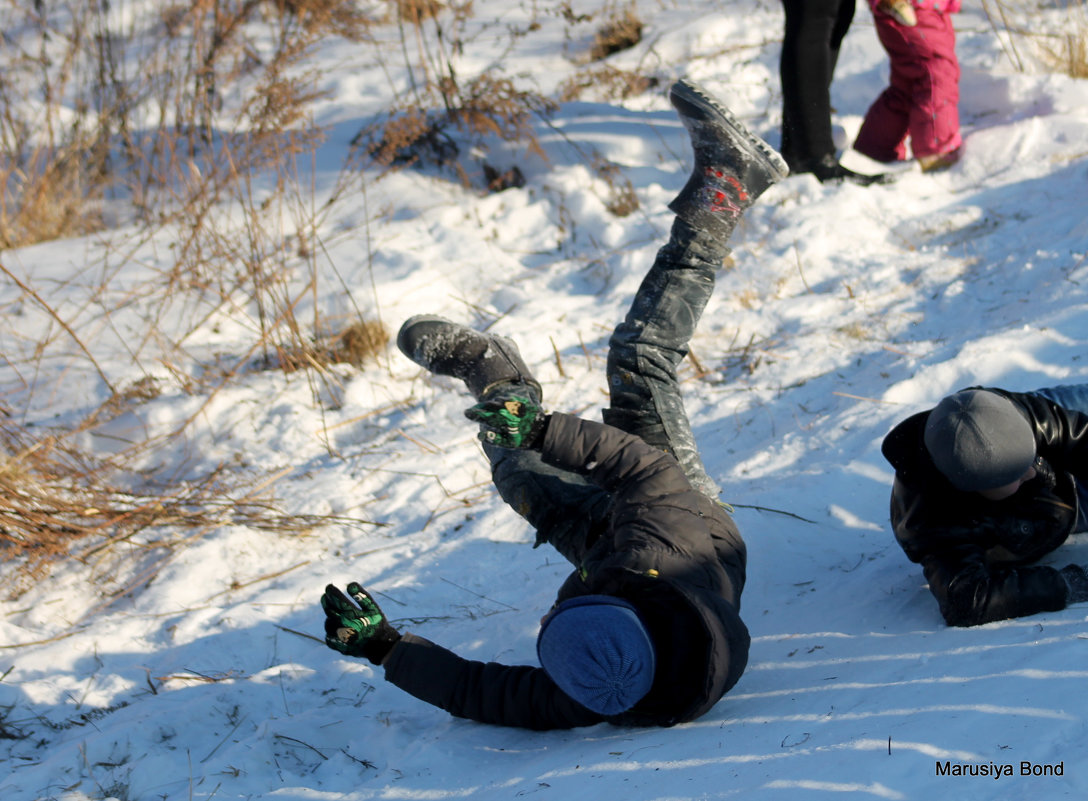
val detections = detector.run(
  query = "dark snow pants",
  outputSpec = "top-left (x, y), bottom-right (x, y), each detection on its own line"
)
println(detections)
top-left (484, 221), bottom-right (721, 564)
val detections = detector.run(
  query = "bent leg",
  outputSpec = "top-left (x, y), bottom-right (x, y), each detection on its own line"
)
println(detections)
top-left (905, 10), bottom-right (961, 159)
top-left (855, 15), bottom-right (920, 161)
top-left (397, 315), bottom-right (611, 565)
top-left (604, 83), bottom-right (786, 499)
top-left (854, 62), bottom-right (912, 162)
top-left (604, 218), bottom-right (720, 498)
top-left (854, 89), bottom-right (910, 162)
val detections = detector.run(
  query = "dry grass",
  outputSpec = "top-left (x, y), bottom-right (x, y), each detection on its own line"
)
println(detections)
top-left (270, 0), bottom-right (376, 38)
top-left (483, 163), bottom-right (527, 192)
top-left (589, 3), bottom-right (643, 61)
top-left (0, 0), bottom-right (654, 586)
top-left (982, 0), bottom-right (1088, 77)
top-left (350, 0), bottom-right (560, 190)
top-left (0, 414), bottom-right (367, 587)
top-left (0, 0), bottom-right (374, 249)
top-left (0, 1), bottom-right (390, 584)
top-left (361, 71), bottom-right (557, 189)
top-left (0, 149), bottom-right (104, 250)
top-left (391, 0), bottom-right (446, 26)
top-left (558, 66), bottom-right (658, 102)
top-left (270, 319), bottom-right (391, 373)
top-left (1038, 29), bottom-right (1088, 78)
top-left (594, 158), bottom-right (640, 217)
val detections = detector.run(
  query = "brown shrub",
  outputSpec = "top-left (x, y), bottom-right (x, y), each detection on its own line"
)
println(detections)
top-left (328, 320), bottom-right (391, 366)
top-left (589, 4), bottom-right (643, 61)
top-left (363, 73), bottom-right (556, 187)
top-left (1039, 31), bottom-right (1088, 78)
top-left (558, 66), bottom-right (657, 102)
top-left (392, 0), bottom-right (446, 26)
top-left (268, 0), bottom-right (375, 39)
top-left (0, 151), bottom-right (104, 249)
top-left (273, 318), bottom-right (390, 372)
top-left (595, 159), bottom-right (639, 217)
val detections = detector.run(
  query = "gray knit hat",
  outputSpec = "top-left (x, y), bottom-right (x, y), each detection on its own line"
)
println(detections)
top-left (536, 595), bottom-right (656, 716)
top-left (923, 390), bottom-right (1036, 492)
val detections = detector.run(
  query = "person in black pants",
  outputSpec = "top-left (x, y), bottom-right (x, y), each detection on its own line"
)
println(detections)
top-left (780, 0), bottom-right (887, 185)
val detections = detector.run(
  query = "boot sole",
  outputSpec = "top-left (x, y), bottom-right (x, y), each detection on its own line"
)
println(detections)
top-left (396, 314), bottom-right (455, 361)
top-left (669, 79), bottom-right (789, 182)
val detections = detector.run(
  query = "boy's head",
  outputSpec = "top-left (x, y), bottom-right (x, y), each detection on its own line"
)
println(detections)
top-left (536, 595), bottom-right (656, 715)
top-left (923, 389), bottom-right (1036, 494)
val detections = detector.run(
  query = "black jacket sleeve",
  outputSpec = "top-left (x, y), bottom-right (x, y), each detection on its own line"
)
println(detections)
top-left (539, 413), bottom-right (723, 566)
top-left (919, 545), bottom-right (1069, 627)
top-left (381, 413), bottom-right (746, 728)
top-left (1013, 391), bottom-right (1088, 480)
top-left (382, 633), bottom-right (606, 730)
top-left (540, 412), bottom-right (693, 503)
top-left (889, 469), bottom-right (1073, 626)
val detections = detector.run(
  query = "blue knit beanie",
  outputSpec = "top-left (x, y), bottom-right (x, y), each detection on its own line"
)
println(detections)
top-left (536, 595), bottom-right (656, 716)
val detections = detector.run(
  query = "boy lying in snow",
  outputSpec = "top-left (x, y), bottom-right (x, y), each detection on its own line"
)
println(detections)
top-left (883, 385), bottom-right (1088, 626)
top-left (319, 80), bottom-right (789, 729)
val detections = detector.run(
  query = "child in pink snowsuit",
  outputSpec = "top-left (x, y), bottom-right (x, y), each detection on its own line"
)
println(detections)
top-left (854, 0), bottom-right (962, 171)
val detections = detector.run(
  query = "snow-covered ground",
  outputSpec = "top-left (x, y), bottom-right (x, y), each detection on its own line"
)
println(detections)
top-left (3, 1), bottom-right (1088, 799)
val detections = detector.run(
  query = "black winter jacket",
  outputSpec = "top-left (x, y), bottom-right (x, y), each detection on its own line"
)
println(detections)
top-left (382, 412), bottom-right (750, 729)
top-left (882, 388), bottom-right (1088, 626)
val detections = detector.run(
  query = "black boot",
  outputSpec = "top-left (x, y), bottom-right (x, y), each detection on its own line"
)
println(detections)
top-left (801, 153), bottom-right (892, 186)
top-left (397, 315), bottom-right (541, 401)
top-left (667, 79), bottom-right (789, 246)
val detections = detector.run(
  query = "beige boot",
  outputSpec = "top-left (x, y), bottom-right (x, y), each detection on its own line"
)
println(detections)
top-left (918, 147), bottom-right (962, 173)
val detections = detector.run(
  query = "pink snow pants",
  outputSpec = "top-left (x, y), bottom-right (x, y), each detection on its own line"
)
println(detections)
top-left (854, 7), bottom-right (961, 161)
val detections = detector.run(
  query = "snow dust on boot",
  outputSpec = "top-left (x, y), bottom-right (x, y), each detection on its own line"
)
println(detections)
top-left (666, 79), bottom-right (789, 244)
top-left (396, 315), bottom-right (542, 402)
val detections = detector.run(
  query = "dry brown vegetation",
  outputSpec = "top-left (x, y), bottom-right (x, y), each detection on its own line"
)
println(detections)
top-left (0, 0), bottom-right (576, 583)
top-left (12, 0), bottom-right (1080, 585)
top-left (1038, 28), bottom-right (1088, 78)
top-left (589, 3), bottom-right (643, 62)
top-left (0, 0), bottom-right (389, 581)
top-left (558, 66), bottom-right (658, 103)
top-left (356, 2), bottom-right (558, 188)
top-left (0, 410), bottom-right (378, 594)
top-left (982, 0), bottom-right (1088, 77)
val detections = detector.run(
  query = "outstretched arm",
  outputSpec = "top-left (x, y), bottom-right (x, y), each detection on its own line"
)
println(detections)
top-left (890, 480), bottom-right (1076, 626)
top-left (920, 548), bottom-right (1070, 627)
top-left (382, 634), bottom-right (605, 730)
top-left (320, 582), bottom-right (604, 730)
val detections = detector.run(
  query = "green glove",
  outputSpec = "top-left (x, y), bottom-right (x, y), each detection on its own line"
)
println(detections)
top-left (464, 395), bottom-right (548, 449)
top-left (320, 582), bottom-right (402, 665)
